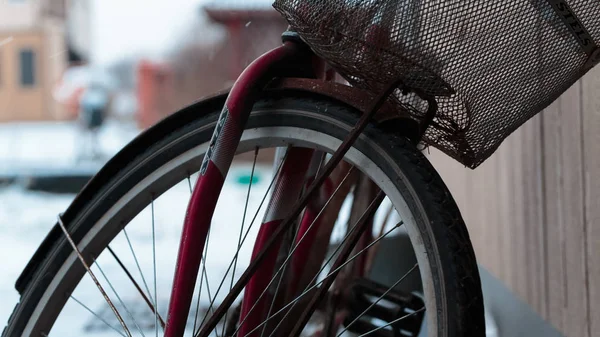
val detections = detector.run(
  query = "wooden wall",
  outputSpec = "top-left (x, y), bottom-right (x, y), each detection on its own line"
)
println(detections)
top-left (427, 67), bottom-right (600, 337)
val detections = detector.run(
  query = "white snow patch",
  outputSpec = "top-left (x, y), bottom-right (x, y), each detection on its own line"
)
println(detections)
top-left (0, 120), bottom-right (139, 169)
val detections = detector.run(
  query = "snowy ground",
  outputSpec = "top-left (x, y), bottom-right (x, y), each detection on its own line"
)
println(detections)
top-left (0, 175), bottom-right (278, 336)
top-left (0, 186), bottom-right (74, 327)
top-left (0, 119), bottom-right (139, 170)
top-left (0, 120), bottom-right (139, 331)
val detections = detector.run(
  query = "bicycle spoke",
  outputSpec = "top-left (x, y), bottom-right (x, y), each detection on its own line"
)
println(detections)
top-left (123, 228), bottom-right (156, 308)
top-left (258, 151), bottom-right (325, 337)
top-left (259, 241), bottom-right (294, 337)
top-left (151, 197), bottom-right (159, 337)
top-left (322, 291), bottom-right (341, 337)
top-left (107, 246), bottom-right (165, 328)
top-left (186, 174), bottom-right (220, 336)
top-left (233, 166), bottom-right (356, 336)
top-left (196, 101), bottom-right (381, 337)
top-left (95, 261), bottom-right (147, 337)
top-left (337, 263), bottom-right (418, 336)
top-left (286, 191), bottom-right (384, 337)
top-left (221, 147), bottom-right (259, 337)
top-left (190, 176), bottom-right (205, 333)
top-left (200, 98), bottom-right (392, 336)
top-left (190, 175), bottom-right (203, 332)
top-left (198, 248), bottom-right (219, 337)
top-left (313, 151), bottom-right (327, 178)
top-left (57, 214), bottom-right (132, 337)
top-left (364, 203), bottom-right (394, 274)
top-left (259, 193), bottom-right (309, 336)
top-left (357, 307), bottom-right (425, 337)
top-left (187, 174), bottom-right (193, 192)
top-left (70, 296), bottom-right (127, 337)
top-left (192, 242), bottom-right (218, 336)
top-left (193, 148), bottom-right (291, 336)
top-left (249, 221), bottom-right (404, 337)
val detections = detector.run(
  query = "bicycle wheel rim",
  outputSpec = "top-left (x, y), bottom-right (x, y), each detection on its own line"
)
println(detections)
top-left (15, 107), bottom-right (441, 337)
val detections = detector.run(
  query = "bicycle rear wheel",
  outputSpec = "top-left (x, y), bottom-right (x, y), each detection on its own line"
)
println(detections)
top-left (3, 92), bottom-right (484, 337)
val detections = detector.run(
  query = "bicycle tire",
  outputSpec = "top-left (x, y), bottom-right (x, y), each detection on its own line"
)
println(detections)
top-left (3, 91), bottom-right (485, 337)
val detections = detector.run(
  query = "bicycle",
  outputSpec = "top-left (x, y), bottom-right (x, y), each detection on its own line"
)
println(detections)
top-left (4, 1), bottom-right (599, 336)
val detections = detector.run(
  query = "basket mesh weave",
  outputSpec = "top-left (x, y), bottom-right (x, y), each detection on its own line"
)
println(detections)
top-left (273, 0), bottom-right (600, 168)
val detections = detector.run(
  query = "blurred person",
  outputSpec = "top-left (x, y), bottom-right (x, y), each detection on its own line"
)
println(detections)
top-left (77, 82), bottom-right (112, 161)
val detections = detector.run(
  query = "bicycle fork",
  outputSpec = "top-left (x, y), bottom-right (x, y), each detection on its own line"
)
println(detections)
top-left (166, 34), bottom-right (399, 337)
top-left (164, 40), bottom-right (310, 337)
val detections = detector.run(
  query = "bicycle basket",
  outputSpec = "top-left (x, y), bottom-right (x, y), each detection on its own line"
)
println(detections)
top-left (273, 0), bottom-right (600, 168)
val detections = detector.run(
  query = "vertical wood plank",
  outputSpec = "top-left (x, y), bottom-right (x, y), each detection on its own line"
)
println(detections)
top-left (536, 115), bottom-right (550, 321)
top-left (519, 119), bottom-right (539, 304)
top-left (537, 114), bottom-right (548, 319)
top-left (582, 68), bottom-right (600, 337)
top-left (488, 150), bottom-right (503, 280)
top-left (521, 114), bottom-right (547, 317)
top-left (557, 82), bottom-right (589, 337)
top-left (500, 134), bottom-right (518, 291)
top-left (542, 97), bottom-right (566, 332)
top-left (495, 140), bottom-right (512, 284)
top-left (511, 125), bottom-right (530, 299)
top-left (505, 131), bottom-right (524, 294)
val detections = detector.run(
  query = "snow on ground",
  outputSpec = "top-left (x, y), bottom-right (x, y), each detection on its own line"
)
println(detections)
top-left (0, 119), bottom-right (139, 169)
top-left (0, 121), bottom-right (139, 326)
top-left (0, 120), bottom-right (141, 330)
top-left (45, 165), bottom-right (274, 337)
top-left (0, 166), bottom-right (275, 336)
top-left (0, 187), bottom-right (75, 328)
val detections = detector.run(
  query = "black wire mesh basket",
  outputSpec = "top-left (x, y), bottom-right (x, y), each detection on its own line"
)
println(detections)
top-left (273, 0), bottom-right (600, 168)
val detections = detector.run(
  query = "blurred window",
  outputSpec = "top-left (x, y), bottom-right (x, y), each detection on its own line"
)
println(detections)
top-left (19, 49), bottom-right (36, 87)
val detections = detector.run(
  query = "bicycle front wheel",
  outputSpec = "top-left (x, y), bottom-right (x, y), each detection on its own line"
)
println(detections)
top-left (3, 91), bottom-right (484, 337)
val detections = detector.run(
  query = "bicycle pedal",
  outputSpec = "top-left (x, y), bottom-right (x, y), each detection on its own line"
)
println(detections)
top-left (343, 278), bottom-right (424, 337)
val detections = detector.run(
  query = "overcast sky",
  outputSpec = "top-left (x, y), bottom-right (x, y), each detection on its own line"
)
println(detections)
top-left (90, 0), bottom-right (207, 65)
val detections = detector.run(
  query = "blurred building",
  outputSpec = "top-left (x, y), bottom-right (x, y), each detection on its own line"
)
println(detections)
top-left (203, 0), bottom-right (289, 81)
top-left (61, 0), bottom-right (92, 64)
top-left (136, 0), bottom-right (288, 129)
top-left (0, 0), bottom-right (69, 121)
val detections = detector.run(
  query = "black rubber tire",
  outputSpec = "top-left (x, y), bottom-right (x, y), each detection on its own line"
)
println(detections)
top-left (3, 91), bottom-right (485, 337)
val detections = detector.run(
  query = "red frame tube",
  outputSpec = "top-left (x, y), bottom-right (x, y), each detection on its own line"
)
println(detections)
top-left (164, 41), bottom-right (309, 337)
top-left (237, 147), bottom-right (314, 337)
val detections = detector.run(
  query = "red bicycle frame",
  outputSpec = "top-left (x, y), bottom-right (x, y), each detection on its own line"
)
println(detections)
top-left (164, 38), bottom-right (318, 337)
top-left (237, 146), bottom-right (314, 337)
top-left (165, 31), bottom-right (397, 337)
